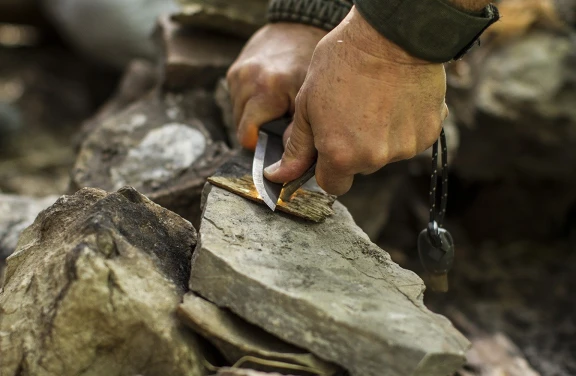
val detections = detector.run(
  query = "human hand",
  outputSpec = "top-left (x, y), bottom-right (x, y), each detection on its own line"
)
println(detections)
top-left (264, 6), bottom-right (449, 196)
top-left (226, 23), bottom-right (327, 150)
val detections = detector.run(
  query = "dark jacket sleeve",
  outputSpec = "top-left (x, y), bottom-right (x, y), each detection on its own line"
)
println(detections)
top-left (267, 0), bottom-right (353, 31)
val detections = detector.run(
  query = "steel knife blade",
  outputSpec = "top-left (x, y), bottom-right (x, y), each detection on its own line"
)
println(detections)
top-left (252, 117), bottom-right (316, 211)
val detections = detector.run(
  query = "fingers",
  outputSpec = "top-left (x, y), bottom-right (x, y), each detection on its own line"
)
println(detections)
top-left (315, 155), bottom-right (355, 196)
top-left (282, 123), bottom-right (294, 147)
top-left (264, 108), bottom-right (316, 183)
top-left (237, 94), bottom-right (289, 150)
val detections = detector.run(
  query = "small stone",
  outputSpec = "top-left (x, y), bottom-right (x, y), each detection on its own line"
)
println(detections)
top-left (190, 182), bottom-right (470, 376)
top-left (178, 293), bottom-right (341, 375)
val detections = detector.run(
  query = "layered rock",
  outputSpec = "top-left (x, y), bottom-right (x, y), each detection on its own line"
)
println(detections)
top-left (0, 187), bottom-right (205, 376)
top-left (189, 179), bottom-right (470, 376)
top-left (178, 293), bottom-right (342, 375)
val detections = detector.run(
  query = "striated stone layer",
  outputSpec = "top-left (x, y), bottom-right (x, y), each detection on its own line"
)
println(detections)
top-left (190, 184), bottom-right (470, 376)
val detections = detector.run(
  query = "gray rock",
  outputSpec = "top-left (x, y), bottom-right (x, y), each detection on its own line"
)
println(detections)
top-left (0, 194), bottom-right (58, 260)
top-left (72, 89), bottom-right (233, 222)
top-left (173, 0), bottom-right (268, 38)
top-left (0, 187), bottom-right (205, 376)
top-left (189, 184), bottom-right (470, 376)
top-left (178, 293), bottom-right (342, 375)
top-left (450, 31), bottom-right (576, 182)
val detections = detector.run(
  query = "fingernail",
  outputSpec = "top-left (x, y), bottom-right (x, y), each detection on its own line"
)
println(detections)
top-left (264, 161), bottom-right (281, 176)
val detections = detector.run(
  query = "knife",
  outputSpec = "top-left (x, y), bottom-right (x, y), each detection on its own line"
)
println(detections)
top-left (252, 117), bottom-right (317, 211)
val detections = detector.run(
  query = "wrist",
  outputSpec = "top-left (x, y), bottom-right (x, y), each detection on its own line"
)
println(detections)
top-left (353, 0), bottom-right (500, 63)
top-left (343, 7), bottom-right (434, 66)
top-left (264, 22), bottom-right (328, 38)
top-left (447, 0), bottom-right (492, 12)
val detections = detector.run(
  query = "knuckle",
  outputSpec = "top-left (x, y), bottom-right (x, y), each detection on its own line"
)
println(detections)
top-left (442, 104), bottom-right (450, 120)
top-left (326, 150), bottom-right (355, 172)
top-left (365, 148), bottom-right (389, 169)
top-left (225, 65), bottom-right (238, 83)
top-left (395, 137), bottom-right (419, 161)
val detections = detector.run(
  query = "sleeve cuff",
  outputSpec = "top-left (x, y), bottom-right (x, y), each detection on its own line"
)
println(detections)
top-left (268, 0), bottom-right (353, 31)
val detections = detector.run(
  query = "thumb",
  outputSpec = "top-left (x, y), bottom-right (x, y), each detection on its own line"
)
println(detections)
top-left (264, 107), bottom-right (316, 183)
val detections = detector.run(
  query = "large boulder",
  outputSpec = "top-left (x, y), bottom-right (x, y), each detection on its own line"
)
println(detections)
top-left (188, 157), bottom-right (470, 376)
top-left (0, 187), bottom-right (205, 376)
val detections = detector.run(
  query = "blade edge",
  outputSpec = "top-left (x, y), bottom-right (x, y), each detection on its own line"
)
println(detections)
top-left (253, 131), bottom-right (278, 211)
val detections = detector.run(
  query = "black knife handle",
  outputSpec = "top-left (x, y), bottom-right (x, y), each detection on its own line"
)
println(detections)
top-left (261, 117), bottom-right (292, 137)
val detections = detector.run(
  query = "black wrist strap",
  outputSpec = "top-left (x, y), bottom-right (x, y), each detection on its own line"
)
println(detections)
top-left (354, 0), bottom-right (500, 63)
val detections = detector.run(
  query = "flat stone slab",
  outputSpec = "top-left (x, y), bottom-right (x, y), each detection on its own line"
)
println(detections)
top-left (178, 293), bottom-right (341, 375)
top-left (190, 185), bottom-right (470, 376)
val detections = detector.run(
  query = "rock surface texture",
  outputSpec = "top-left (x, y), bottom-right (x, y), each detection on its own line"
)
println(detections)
top-left (189, 184), bottom-right (470, 376)
top-left (72, 89), bottom-right (232, 221)
top-left (0, 187), bottom-right (204, 376)
top-left (178, 293), bottom-right (341, 375)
